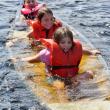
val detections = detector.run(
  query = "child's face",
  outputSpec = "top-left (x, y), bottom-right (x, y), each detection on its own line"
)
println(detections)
top-left (41, 13), bottom-right (54, 29)
top-left (59, 37), bottom-right (72, 52)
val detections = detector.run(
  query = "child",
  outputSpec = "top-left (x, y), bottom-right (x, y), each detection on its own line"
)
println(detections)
top-left (21, 0), bottom-right (46, 19)
top-left (27, 7), bottom-right (62, 46)
top-left (21, 27), bottom-right (97, 88)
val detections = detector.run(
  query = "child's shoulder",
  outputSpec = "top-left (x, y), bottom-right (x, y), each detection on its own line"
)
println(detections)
top-left (74, 39), bottom-right (82, 47)
top-left (54, 19), bottom-right (62, 26)
top-left (74, 39), bottom-right (81, 43)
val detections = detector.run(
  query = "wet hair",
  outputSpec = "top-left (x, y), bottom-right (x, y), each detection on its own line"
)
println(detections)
top-left (37, 7), bottom-right (53, 21)
top-left (53, 27), bottom-right (74, 45)
top-left (24, 0), bottom-right (35, 4)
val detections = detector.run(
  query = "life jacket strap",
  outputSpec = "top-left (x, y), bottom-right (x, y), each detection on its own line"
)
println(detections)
top-left (48, 65), bottom-right (78, 70)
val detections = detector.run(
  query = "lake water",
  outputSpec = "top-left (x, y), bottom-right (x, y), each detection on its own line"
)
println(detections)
top-left (0, 0), bottom-right (110, 109)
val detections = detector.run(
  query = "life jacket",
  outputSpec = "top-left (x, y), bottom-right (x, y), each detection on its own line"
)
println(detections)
top-left (31, 19), bottom-right (62, 40)
top-left (21, 3), bottom-right (45, 19)
top-left (40, 39), bottom-right (82, 78)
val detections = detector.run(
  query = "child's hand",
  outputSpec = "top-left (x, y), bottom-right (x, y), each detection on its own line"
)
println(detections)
top-left (8, 57), bottom-right (21, 63)
top-left (27, 31), bottom-right (33, 39)
top-left (21, 57), bottom-right (29, 62)
top-left (26, 19), bottom-right (33, 26)
top-left (90, 50), bottom-right (101, 55)
top-left (83, 48), bottom-right (101, 55)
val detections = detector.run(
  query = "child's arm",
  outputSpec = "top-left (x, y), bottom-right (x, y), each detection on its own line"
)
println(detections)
top-left (83, 48), bottom-right (101, 55)
top-left (21, 53), bottom-right (41, 63)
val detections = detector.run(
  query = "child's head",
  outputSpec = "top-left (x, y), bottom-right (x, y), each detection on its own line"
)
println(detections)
top-left (37, 7), bottom-right (55, 29)
top-left (24, 0), bottom-right (36, 4)
top-left (53, 27), bottom-right (74, 52)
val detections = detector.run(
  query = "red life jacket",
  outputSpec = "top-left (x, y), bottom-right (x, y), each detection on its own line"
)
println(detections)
top-left (21, 3), bottom-right (45, 19)
top-left (31, 20), bottom-right (62, 40)
top-left (40, 39), bottom-right (82, 78)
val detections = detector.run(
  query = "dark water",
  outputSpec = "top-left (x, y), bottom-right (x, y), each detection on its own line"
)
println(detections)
top-left (0, 0), bottom-right (17, 60)
top-left (0, 0), bottom-right (110, 109)
top-left (0, 0), bottom-right (49, 109)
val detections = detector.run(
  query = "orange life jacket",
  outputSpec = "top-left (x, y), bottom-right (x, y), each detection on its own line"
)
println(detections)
top-left (31, 20), bottom-right (62, 40)
top-left (40, 39), bottom-right (82, 78)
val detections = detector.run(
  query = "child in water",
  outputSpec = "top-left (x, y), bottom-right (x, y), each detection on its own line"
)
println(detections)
top-left (27, 7), bottom-right (62, 47)
top-left (21, 0), bottom-right (46, 19)
top-left (21, 26), bottom-right (99, 88)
